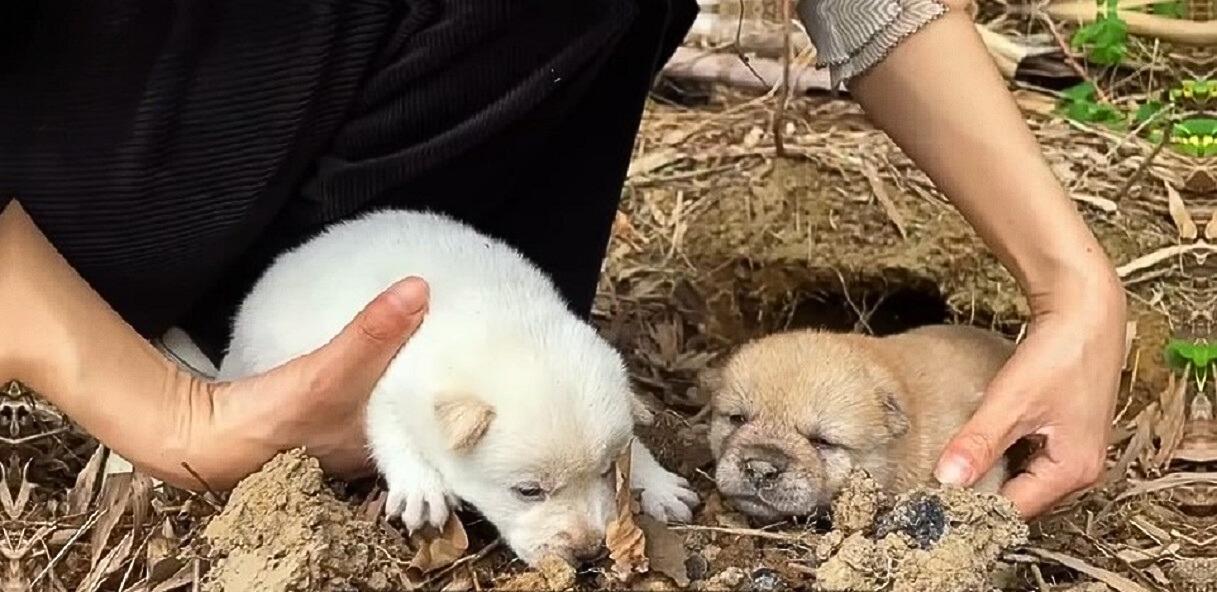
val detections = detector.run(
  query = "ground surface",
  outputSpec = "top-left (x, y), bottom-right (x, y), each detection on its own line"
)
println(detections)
top-left (3, 4), bottom-right (1213, 591)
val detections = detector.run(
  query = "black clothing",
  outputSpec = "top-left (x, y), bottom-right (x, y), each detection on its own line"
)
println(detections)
top-left (0, 0), bottom-right (697, 364)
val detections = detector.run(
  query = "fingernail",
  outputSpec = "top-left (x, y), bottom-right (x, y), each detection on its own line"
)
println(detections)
top-left (934, 456), bottom-right (973, 486)
top-left (387, 277), bottom-right (429, 315)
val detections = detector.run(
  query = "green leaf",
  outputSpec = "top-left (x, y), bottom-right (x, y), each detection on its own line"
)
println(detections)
top-left (1151, 1), bottom-right (1184, 17)
top-left (1164, 340), bottom-right (1217, 375)
top-left (1133, 101), bottom-right (1165, 126)
top-left (1175, 118), bottom-right (1217, 136)
top-left (1165, 340), bottom-right (1195, 371)
top-left (1061, 100), bottom-right (1123, 125)
top-left (1062, 82), bottom-right (1098, 103)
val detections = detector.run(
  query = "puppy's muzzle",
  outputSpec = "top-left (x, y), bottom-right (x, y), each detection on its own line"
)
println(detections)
top-left (740, 444), bottom-right (790, 487)
top-left (573, 542), bottom-right (608, 565)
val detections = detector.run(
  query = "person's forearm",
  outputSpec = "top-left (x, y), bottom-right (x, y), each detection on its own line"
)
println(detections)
top-left (845, 4), bottom-right (1122, 302)
top-left (0, 200), bottom-right (219, 485)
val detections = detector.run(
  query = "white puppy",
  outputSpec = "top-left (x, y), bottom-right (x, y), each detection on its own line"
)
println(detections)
top-left (215, 209), bottom-right (699, 565)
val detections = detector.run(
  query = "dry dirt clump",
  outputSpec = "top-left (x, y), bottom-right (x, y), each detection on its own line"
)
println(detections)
top-left (497, 554), bottom-right (578, 591)
top-left (813, 469), bottom-right (1029, 592)
top-left (197, 449), bottom-right (413, 592)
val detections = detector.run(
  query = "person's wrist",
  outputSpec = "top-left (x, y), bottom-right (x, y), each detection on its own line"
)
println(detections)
top-left (1033, 249), bottom-right (1124, 318)
top-left (181, 378), bottom-right (297, 490)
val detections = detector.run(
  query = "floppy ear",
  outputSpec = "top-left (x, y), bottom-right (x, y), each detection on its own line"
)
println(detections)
top-left (434, 392), bottom-right (496, 453)
top-left (630, 392), bottom-right (656, 426)
top-left (879, 388), bottom-right (910, 438)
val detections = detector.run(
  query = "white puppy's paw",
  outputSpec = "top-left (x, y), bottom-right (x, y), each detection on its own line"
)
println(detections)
top-left (638, 469), bottom-right (700, 523)
top-left (630, 441), bottom-right (700, 524)
top-left (384, 465), bottom-right (457, 533)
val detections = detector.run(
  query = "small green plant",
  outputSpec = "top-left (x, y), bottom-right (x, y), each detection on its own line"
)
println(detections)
top-left (1149, 0), bottom-right (1185, 17)
top-left (1070, 0), bottom-right (1128, 66)
top-left (1058, 79), bottom-right (1215, 158)
top-left (1170, 118), bottom-right (1217, 157)
top-left (1165, 339), bottom-right (1217, 391)
top-left (1171, 78), bottom-right (1215, 105)
top-left (1057, 82), bottom-right (1125, 127)
top-left (1133, 100), bottom-right (1166, 127)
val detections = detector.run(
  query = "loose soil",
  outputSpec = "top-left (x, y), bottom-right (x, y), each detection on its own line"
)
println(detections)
top-left (197, 449), bottom-right (413, 592)
top-left (813, 469), bottom-right (1028, 592)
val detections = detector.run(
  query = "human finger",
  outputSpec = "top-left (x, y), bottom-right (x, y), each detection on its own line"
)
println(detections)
top-left (998, 445), bottom-right (1103, 518)
top-left (305, 276), bottom-right (430, 388)
top-left (934, 390), bottom-right (1029, 488)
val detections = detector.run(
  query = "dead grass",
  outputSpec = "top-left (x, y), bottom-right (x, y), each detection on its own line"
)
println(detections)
top-left (3, 1), bottom-right (1213, 590)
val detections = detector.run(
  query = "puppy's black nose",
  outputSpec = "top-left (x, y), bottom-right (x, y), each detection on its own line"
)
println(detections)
top-left (573, 542), bottom-right (608, 565)
top-left (744, 458), bottom-right (784, 481)
top-left (741, 445), bottom-right (789, 483)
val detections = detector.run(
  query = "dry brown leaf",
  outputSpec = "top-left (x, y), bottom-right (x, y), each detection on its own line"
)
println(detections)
top-left (1174, 389), bottom-right (1217, 463)
top-left (360, 488), bottom-right (388, 522)
top-left (405, 512), bottom-right (470, 585)
top-left (860, 158), bottom-right (908, 239)
top-left (149, 561), bottom-right (196, 592)
top-left (68, 445), bottom-right (107, 515)
top-left (1122, 320), bottom-right (1137, 370)
top-left (1164, 181), bottom-right (1197, 240)
top-left (1117, 472), bottom-right (1217, 501)
top-left (1025, 547), bottom-right (1150, 592)
top-left (0, 461), bottom-right (33, 520)
top-left (637, 514), bottom-right (690, 586)
top-left (1103, 406), bottom-right (1152, 487)
top-left (88, 472), bottom-right (133, 569)
top-left (1071, 193), bottom-right (1118, 213)
top-left (1151, 372), bottom-right (1188, 468)
top-left (130, 472), bottom-right (154, 536)
top-left (606, 440), bottom-right (649, 581)
top-left (76, 530), bottom-right (135, 592)
top-left (145, 519), bottom-right (181, 585)
top-left (627, 150), bottom-right (681, 180)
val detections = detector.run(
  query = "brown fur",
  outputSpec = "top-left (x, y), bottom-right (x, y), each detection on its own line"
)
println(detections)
top-left (434, 394), bottom-right (496, 452)
top-left (704, 324), bottom-right (1015, 522)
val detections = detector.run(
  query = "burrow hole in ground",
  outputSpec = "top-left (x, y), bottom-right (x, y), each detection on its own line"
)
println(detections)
top-left (720, 262), bottom-right (1018, 342)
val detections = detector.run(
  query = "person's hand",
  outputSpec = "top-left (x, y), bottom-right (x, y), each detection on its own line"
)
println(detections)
top-left (933, 275), bottom-right (1126, 518)
top-left (195, 277), bottom-right (430, 488)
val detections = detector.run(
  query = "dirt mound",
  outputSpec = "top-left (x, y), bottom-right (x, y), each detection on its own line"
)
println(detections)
top-left (813, 469), bottom-right (1029, 592)
top-left (197, 449), bottom-right (413, 592)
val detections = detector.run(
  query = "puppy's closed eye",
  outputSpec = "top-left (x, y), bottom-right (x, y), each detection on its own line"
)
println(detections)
top-left (512, 482), bottom-right (548, 502)
top-left (805, 433), bottom-right (837, 449)
top-left (721, 412), bottom-right (748, 427)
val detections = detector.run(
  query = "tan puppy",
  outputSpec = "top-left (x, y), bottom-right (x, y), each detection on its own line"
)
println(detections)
top-left (704, 324), bottom-right (1015, 522)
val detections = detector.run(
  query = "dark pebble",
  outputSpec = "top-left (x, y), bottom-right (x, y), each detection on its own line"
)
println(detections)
top-left (744, 567), bottom-right (784, 592)
top-left (873, 492), bottom-right (948, 549)
top-left (686, 554), bottom-right (709, 581)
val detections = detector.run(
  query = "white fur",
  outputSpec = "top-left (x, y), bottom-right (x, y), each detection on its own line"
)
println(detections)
top-left (215, 209), bottom-right (699, 565)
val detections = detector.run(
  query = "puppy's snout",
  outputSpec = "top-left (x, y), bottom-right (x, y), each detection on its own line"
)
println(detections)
top-left (741, 445), bottom-right (789, 484)
top-left (573, 542), bottom-right (608, 565)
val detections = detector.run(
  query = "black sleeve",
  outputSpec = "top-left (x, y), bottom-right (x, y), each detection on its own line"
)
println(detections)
top-left (0, 0), bottom-right (639, 353)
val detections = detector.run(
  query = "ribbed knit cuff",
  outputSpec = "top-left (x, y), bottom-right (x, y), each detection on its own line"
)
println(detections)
top-left (795, 0), bottom-right (950, 89)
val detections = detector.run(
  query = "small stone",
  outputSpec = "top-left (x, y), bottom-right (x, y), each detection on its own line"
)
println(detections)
top-left (873, 492), bottom-right (948, 549)
top-left (686, 553), bottom-right (710, 581)
top-left (744, 567), bottom-right (784, 592)
top-left (702, 567), bottom-right (747, 591)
